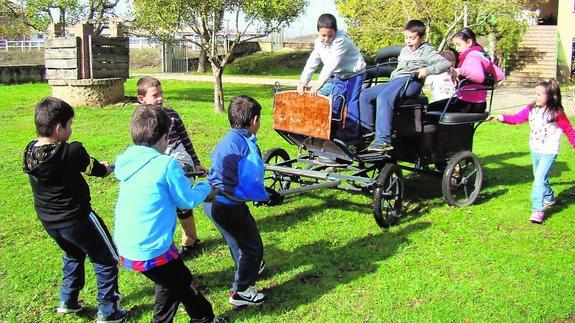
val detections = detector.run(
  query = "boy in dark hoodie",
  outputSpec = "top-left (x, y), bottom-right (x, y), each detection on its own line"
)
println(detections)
top-left (359, 19), bottom-right (450, 152)
top-left (23, 97), bottom-right (126, 322)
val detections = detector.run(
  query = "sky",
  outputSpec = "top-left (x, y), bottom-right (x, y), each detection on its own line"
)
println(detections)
top-left (283, 0), bottom-right (347, 38)
top-left (117, 0), bottom-right (346, 39)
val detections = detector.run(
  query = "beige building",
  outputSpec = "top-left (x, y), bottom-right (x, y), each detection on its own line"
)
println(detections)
top-left (509, 0), bottom-right (574, 84)
top-left (556, 0), bottom-right (574, 81)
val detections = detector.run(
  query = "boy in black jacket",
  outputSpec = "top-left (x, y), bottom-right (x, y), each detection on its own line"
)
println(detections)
top-left (23, 97), bottom-right (126, 322)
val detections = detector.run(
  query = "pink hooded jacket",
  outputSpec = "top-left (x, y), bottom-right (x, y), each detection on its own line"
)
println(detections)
top-left (457, 46), bottom-right (505, 103)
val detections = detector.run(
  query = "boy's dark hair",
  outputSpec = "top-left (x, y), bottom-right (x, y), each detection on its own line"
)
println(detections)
top-left (130, 104), bottom-right (171, 146)
top-left (404, 19), bottom-right (426, 36)
top-left (228, 95), bottom-right (262, 129)
top-left (137, 76), bottom-right (161, 96)
top-left (317, 13), bottom-right (337, 31)
top-left (35, 97), bottom-right (75, 137)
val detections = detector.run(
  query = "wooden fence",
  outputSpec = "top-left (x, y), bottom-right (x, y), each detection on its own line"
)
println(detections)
top-left (90, 36), bottom-right (129, 79)
top-left (44, 37), bottom-right (80, 80)
top-left (44, 36), bottom-right (128, 80)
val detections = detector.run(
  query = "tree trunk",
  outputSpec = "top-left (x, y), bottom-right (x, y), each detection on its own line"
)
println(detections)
top-left (487, 32), bottom-right (497, 62)
top-left (197, 49), bottom-right (208, 73)
top-left (212, 62), bottom-right (225, 113)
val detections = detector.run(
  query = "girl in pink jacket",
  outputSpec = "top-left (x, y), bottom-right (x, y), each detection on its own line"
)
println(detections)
top-left (488, 79), bottom-right (575, 223)
top-left (430, 28), bottom-right (505, 113)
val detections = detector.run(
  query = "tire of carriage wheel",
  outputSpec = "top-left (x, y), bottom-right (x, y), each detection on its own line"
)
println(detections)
top-left (263, 147), bottom-right (292, 194)
top-left (441, 151), bottom-right (483, 207)
top-left (372, 163), bottom-right (404, 228)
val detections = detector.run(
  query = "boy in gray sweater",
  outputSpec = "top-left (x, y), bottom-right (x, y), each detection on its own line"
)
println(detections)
top-left (359, 19), bottom-right (450, 152)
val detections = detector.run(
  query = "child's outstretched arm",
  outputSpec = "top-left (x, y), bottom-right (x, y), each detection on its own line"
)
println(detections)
top-left (556, 113), bottom-right (575, 149)
top-left (298, 48), bottom-right (322, 95)
top-left (69, 142), bottom-right (112, 177)
top-left (495, 105), bottom-right (531, 125)
top-left (171, 113), bottom-right (206, 175)
top-left (420, 46), bottom-right (450, 79)
top-left (486, 114), bottom-right (504, 122)
top-left (166, 159), bottom-right (212, 209)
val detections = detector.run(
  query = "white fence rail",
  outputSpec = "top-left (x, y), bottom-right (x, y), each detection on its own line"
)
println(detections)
top-left (1, 40), bottom-right (45, 51)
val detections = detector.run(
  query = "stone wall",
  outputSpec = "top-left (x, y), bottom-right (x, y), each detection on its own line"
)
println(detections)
top-left (0, 65), bottom-right (46, 84)
top-left (49, 78), bottom-right (125, 107)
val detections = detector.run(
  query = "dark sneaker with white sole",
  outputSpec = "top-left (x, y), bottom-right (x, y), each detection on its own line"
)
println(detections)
top-left (229, 286), bottom-right (265, 307)
top-left (258, 260), bottom-right (265, 275)
top-left (96, 309), bottom-right (128, 323)
top-left (56, 301), bottom-right (83, 314)
top-left (191, 316), bottom-right (228, 323)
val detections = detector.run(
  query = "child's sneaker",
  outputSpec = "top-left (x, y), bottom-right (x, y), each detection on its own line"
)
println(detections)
top-left (530, 211), bottom-right (545, 224)
top-left (56, 301), bottom-right (83, 314)
top-left (96, 309), bottom-right (128, 323)
top-left (258, 260), bottom-right (265, 275)
top-left (367, 141), bottom-right (393, 152)
top-left (543, 199), bottom-right (556, 210)
top-left (180, 239), bottom-right (201, 258)
top-left (191, 316), bottom-right (228, 323)
top-left (229, 286), bottom-right (265, 307)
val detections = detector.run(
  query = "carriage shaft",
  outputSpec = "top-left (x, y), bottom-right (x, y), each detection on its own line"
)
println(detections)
top-left (266, 165), bottom-right (375, 185)
top-left (279, 180), bottom-right (342, 197)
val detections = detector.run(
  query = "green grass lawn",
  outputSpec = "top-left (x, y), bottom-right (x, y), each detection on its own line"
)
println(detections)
top-left (1, 80), bottom-right (575, 322)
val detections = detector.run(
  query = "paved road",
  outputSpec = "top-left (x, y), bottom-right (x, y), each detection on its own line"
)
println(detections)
top-left (138, 73), bottom-right (575, 115)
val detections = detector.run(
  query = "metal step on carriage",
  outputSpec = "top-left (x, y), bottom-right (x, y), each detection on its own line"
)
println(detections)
top-left (263, 46), bottom-right (495, 228)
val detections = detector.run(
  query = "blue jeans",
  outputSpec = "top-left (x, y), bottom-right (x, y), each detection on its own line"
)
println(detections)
top-left (45, 211), bottom-right (120, 317)
top-left (531, 152), bottom-right (557, 212)
top-left (359, 76), bottom-right (422, 144)
top-left (204, 201), bottom-right (263, 291)
top-left (329, 72), bottom-right (366, 144)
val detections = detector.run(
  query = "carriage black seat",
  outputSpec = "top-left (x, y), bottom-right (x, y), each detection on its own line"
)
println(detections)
top-left (398, 94), bottom-right (428, 107)
top-left (425, 111), bottom-right (488, 125)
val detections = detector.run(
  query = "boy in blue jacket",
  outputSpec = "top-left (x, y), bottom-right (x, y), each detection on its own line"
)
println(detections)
top-left (207, 95), bottom-right (269, 307)
top-left (114, 105), bottom-right (223, 323)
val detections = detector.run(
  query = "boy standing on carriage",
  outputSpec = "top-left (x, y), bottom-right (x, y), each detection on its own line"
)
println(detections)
top-left (136, 76), bottom-right (207, 257)
top-left (360, 19), bottom-right (450, 152)
top-left (297, 13), bottom-right (366, 145)
top-left (206, 95), bottom-right (271, 307)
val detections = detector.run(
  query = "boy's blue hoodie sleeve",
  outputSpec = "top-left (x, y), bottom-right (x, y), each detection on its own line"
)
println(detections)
top-left (165, 158), bottom-right (211, 209)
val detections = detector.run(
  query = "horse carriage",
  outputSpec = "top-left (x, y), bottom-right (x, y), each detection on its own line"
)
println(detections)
top-left (263, 46), bottom-right (494, 228)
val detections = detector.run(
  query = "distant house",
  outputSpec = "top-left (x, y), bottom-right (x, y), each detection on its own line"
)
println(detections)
top-left (506, 0), bottom-right (574, 85)
top-left (556, 0), bottom-right (575, 81)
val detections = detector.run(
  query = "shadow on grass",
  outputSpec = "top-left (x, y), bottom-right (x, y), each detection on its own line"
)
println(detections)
top-left (482, 152), bottom-right (571, 187)
top-left (217, 221), bottom-right (431, 319)
top-left (255, 192), bottom-right (376, 234)
top-left (546, 184), bottom-right (575, 221)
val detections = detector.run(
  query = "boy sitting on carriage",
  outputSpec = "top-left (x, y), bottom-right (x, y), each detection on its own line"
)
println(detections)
top-left (359, 19), bottom-right (450, 152)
